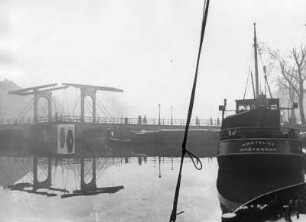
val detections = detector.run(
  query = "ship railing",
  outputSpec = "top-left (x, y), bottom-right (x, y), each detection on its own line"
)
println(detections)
top-left (219, 126), bottom-right (300, 140)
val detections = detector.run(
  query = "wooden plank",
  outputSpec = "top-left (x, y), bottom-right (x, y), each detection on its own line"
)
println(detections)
top-left (62, 83), bottom-right (123, 92)
top-left (8, 83), bottom-right (58, 95)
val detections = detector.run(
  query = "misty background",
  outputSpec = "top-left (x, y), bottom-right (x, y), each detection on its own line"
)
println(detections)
top-left (0, 0), bottom-right (306, 120)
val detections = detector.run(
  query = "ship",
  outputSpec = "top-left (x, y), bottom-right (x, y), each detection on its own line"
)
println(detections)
top-left (216, 24), bottom-right (305, 214)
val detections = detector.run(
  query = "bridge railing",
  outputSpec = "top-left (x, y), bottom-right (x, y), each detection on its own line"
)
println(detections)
top-left (91, 116), bottom-right (220, 127)
top-left (0, 115), bottom-right (221, 127)
top-left (0, 117), bottom-right (32, 125)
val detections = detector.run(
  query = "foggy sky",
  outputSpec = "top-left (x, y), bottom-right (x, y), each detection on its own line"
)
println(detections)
top-left (1, 0), bottom-right (306, 119)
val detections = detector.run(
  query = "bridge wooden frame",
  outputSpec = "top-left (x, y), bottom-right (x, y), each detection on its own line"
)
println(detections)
top-left (7, 156), bottom-right (124, 198)
top-left (9, 84), bottom-right (69, 123)
top-left (8, 83), bottom-right (123, 124)
top-left (62, 83), bottom-right (123, 123)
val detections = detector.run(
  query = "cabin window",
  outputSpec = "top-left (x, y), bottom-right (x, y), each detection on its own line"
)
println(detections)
top-left (280, 127), bottom-right (289, 135)
top-left (228, 129), bottom-right (237, 136)
top-left (269, 104), bottom-right (278, 110)
top-left (238, 105), bottom-right (251, 112)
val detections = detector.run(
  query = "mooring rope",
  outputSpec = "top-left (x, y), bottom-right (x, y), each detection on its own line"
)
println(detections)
top-left (169, 0), bottom-right (210, 221)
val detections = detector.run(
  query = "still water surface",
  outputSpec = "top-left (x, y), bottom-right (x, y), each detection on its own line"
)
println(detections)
top-left (0, 157), bottom-right (220, 222)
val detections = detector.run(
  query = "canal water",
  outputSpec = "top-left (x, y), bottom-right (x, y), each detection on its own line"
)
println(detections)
top-left (0, 157), bottom-right (221, 222)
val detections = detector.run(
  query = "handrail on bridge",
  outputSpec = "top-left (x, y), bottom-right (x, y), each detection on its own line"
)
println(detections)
top-left (0, 115), bottom-right (221, 127)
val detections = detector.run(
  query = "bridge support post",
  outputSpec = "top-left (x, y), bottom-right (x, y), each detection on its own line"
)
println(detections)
top-left (33, 157), bottom-right (52, 191)
top-left (80, 157), bottom-right (85, 190)
top-left (47, 157), bottom-right (52, 184)
top-left (80, 157), bottom-right (97, 192)
top-left (62, 83), bottom-right (123, 124)
top-left (92, 157), bottom-right (96, 186)
top-left (80, 88), bottom-right (97, 123)
top-left (33, 92), bottom-right (53, 123)
top-left (33, 156), bottom-right (38, 191)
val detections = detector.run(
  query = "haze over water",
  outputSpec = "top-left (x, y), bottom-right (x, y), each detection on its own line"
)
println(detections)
top-left (1, 1), bottom-right (306, 221)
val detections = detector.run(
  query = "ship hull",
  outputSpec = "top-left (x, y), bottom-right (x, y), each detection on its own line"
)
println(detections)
top-left (217, 153), bottom-right (304, 213)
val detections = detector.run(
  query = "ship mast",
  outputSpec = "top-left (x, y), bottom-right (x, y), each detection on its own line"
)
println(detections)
top-left (253, 23), bottom-right (260, 99)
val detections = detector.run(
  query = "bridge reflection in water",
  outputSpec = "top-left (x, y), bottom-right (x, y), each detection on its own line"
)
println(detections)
top-left (0, 156), bottom-right (222, 221)
top-left (0, 155), bottom-right (126, 198)
top-left (1, 153), bottom-right (306, 221)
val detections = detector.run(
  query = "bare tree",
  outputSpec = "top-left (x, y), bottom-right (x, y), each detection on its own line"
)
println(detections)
top-left (269, 46), bottom-right (306, 125)
top-left (292, 47), bottom-right (306, 124)
top-left (276, 75), bottom-right (297, 123)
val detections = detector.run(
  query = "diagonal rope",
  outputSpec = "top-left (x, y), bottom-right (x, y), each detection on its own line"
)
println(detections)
top-left (18, 98), bottom-right (34, 119)
top-left (251, 71), bottom-right (256, 99)
top-left (53, 95), bottom-right (57, 115)
top-left (84, 98), bottom-right (94, 115)
top-left (169, 0), bottom-right (210, 221)
top-left (243, 49), bottom-right (254, 100)
top-left (96, 100), bottom-right (112, 118)
top-left (258, 46), bottom-right (273, 98)
top-left (243, 71), bottom-right (250, 100)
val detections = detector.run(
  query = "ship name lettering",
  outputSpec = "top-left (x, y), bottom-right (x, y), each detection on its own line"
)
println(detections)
top-left (239, 147), bottom-right (278, 152)
top-left (241, 141), bottom-right (275, 148)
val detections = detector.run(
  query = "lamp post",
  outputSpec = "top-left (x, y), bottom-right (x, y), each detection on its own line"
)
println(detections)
top-left (158, 156), bottom-right (162, 178)
top-left (158, 104), bottom-right (161, 125)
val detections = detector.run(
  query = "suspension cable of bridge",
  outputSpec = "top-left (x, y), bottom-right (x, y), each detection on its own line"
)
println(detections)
top-left (18, 98), bottom-right (34, 120)
top-left (96, 97), bottom-right (113, 118)
top-left (17, 157), bottom-right (33, 183)
top-left (69, 88), bottom-right (80, 117)
top-left (67, 160), bottom-right (79, 190)
top-left (53, 95), bottom-right (57, 117)
top-left (38, 99), bottom-right (49, 121)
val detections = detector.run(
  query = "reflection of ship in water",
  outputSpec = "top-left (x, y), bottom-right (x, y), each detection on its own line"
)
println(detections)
top-left (217, 24), bottom-right (305, 216)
